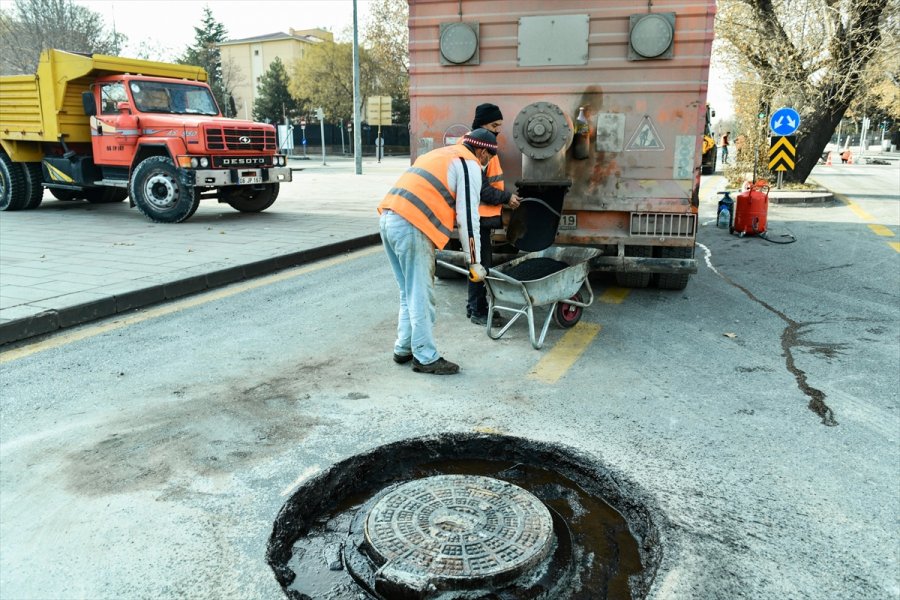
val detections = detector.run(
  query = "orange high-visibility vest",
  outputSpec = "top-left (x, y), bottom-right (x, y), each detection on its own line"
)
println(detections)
top-left (378, 145), bottom-right (478, 249)
top-left (480, 154), bottom-right (504, 218)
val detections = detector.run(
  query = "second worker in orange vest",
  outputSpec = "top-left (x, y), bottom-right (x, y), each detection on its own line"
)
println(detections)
top-left (465, 103), bottom-right (521, 326)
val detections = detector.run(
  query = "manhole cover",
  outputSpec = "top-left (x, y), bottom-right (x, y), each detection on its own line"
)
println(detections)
top-left (364, 474), bottom-right (554, 592)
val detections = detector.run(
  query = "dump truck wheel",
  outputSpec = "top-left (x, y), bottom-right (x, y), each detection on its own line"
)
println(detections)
top-left (552, 291), bottom-right (583, 329)
top-left (0, 153), bottom-right (28, 211)
top-left (22, 162), bottom-right (44, 210)
top-left (130, 156), bottom-right (200, 223)
top-left (50, 188), bottom-right (81, 201)
top-left (615, 246), bottom-right (651, 288)
top-left (85, 187), bottom-right (128, 203)
top-left (221, 183), bottom-right (279, 212)
top-left (655, 247), bottom-right (693, 290)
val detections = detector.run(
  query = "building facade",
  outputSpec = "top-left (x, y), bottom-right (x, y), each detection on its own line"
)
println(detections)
top-left (219, 28), bottom-right (332, 121)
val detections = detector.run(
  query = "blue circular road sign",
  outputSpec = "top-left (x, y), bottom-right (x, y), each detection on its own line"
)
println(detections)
top-left (770, 107), bottom-right (801, 136)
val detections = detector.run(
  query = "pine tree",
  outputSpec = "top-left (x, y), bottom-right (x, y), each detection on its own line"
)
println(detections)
top-left (179, 7), bottom-right (233, 116)
top-left (252, 58), bottom-right (300, 125)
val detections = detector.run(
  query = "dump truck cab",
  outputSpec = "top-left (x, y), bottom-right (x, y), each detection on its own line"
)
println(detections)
top-left (0, 49), bottom-right (291, 223)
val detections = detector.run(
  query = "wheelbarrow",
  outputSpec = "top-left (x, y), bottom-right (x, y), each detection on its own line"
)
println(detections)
top-left (437, 246), bottom-right (600, 349)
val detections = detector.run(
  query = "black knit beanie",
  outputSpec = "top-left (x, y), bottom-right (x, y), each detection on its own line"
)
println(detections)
top-left (472, 103), bottom-right (503, 129)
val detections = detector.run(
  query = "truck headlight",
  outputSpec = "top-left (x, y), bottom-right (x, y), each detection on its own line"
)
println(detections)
top-left (199, 157), bottom-right (209, 168)
top-left (190, 157), bottom-right (199, 168)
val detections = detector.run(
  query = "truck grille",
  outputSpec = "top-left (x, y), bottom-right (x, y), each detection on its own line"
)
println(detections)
top-left (630, 213), bottom-right (696, 238)
top-left (205, 126), bottom-right (276, 151)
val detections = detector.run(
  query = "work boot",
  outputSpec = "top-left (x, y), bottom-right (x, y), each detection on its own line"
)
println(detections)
top-left (412, 357), bottom-right (460, 375)
top-left (470, 313), bottom-right (502, 327)
top-left (393, 353), bottom-right (413, 364)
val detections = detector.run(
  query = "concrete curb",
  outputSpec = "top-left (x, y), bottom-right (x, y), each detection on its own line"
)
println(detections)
top-left (0, 233), bottom-right (382, 347)
top-left (768, 190), bottom-right (834, 205)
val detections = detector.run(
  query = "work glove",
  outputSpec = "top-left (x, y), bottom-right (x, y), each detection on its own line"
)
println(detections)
top-left (468, 264), bottom-right (487, 282)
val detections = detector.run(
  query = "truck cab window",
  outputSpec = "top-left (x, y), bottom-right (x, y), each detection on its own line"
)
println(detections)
top-left (130, 80), bottom-right (217, 115)
top-left (100, 82), bottom-right (127, 114)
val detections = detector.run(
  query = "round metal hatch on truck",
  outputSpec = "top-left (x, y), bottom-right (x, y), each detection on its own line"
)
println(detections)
top-left (628, 13), bottom-right (675, 60)
top-left (439, 22), bottom-right (480, 65)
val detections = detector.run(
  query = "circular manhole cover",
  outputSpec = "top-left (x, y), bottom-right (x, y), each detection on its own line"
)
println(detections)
top-left (364, 474), bottom-right (554, 591)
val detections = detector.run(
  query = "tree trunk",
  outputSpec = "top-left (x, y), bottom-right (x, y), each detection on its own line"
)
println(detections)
top-left (788, 101), bottom-right (850, 183)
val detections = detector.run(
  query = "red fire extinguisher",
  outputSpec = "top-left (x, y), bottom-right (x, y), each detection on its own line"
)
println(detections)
top-left (732, 180), bottom-right (769, 236)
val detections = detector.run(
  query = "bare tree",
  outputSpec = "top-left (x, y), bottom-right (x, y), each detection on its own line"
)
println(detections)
top-left (0, 0), bottom-right (124, 75)
top-left (716, 0), bottom-right (893, 182)
top-left (364, 0), bottom-right (410, 124)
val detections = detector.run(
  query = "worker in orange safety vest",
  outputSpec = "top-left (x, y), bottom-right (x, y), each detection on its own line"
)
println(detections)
top-left (378, 128), bottom-right (498, 374)
top-left (464, 103), bottom-right (521, 326)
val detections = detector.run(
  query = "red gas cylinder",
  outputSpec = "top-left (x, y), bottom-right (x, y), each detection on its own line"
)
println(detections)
top-left (732, 180), bottom-right (769, 236)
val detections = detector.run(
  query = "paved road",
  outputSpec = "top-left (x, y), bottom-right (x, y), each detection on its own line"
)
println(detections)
top-left (1, 163), bottom-right (897, 599)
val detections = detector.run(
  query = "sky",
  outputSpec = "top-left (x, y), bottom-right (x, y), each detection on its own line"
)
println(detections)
top-left (75, 0), bottom-right (733, 121)
top-left (76, 0), bottom-right (375, 58)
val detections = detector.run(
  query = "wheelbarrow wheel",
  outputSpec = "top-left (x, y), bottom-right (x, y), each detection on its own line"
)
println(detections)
top-left (553, 291), bottom-right (583, 328)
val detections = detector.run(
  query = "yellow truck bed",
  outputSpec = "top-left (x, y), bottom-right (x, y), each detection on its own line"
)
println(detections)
top-left (0, 49), bottom-right (207, 151)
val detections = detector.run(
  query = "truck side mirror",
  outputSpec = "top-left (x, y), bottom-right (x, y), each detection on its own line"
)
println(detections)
top-left (710, 110), bottom-right (716, 118)
top-left (82, 91), bottom-right (96, 116)
top-left (117, 101), bottom-right (133, 113)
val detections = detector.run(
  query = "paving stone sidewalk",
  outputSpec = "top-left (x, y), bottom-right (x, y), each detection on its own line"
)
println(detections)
top-left (0, 156), bottom-right (408, 345)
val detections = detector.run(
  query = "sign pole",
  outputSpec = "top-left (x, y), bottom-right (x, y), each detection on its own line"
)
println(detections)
top-left (352, 0), bottom-right (362, 174)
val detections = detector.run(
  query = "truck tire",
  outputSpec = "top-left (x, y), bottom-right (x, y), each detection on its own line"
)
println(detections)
top-left (221, 183), bottom-right (279, 212)
top-left (84, 187), bottom-right (128, 203)
top-left (615, 246), bottom-right (651, 288)
top-left (655, 246), bottom-right (693, 290)
top-left (0, 153), bottom-right (28, 211)
top-left (701, 146), bottom-right (717, 175)
top-left (130, 156), bottom-right (200, 223)
top-left (21, 162), bottom-right (44, 209)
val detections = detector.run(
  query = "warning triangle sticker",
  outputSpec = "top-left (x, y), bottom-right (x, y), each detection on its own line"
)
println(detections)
top-left (626, 116), bottom-right (665, 151)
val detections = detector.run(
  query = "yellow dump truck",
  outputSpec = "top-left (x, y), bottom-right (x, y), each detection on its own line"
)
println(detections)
top-left (0, 49), bottom-right (291, 222)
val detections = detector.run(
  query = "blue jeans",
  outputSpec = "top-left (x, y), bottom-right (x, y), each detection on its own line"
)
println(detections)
top-left (379, 210), bottom-right (439, 364)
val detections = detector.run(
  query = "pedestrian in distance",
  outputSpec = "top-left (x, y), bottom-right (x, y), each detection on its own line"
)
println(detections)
top-left (378, 128), bottom-right (499, 375)
top-left (721, 131), bottom-right (731, 164)
top-left (464, 103), bottom-right (522, 326)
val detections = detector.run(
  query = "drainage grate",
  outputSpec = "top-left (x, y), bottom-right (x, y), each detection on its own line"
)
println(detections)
top-left (364, 475), bottom-right (554, 591)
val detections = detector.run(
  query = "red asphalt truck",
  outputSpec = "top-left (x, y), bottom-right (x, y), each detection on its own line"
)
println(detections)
top-left (0, 49), bottom-right (291, 222)
top-left (410, 0), bottom-right (716, 289)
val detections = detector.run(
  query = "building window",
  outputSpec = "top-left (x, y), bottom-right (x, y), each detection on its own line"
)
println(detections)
top-left (254, 49), bottom-right (259, 56)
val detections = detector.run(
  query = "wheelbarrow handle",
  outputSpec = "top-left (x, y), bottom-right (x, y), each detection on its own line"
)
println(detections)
top-left (435, 260), bottom-right (469, 276)
top-left (434, 260), bottom-right (522, 286)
